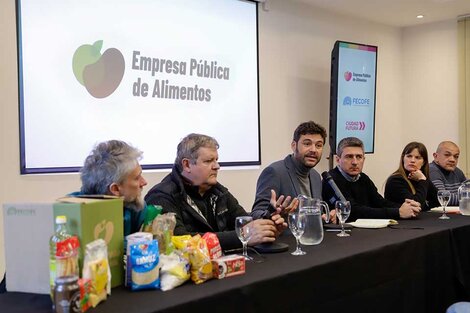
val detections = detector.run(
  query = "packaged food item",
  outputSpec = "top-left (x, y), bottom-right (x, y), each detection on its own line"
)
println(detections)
top-left (78, 278), bottom-right (91, 312)
top-left (159, 250), bottom-right (190, 291)
top-left (202, 232), bottom-right (222, 259)
top-left (129, 240), bottom-right (160, 291)
top-left (142, 205), bottom-right (162, 233)
top-left (53, 275), bottom-right (80, 313)
top-left (125, 232), bottom-right (153, 287)
top-left (152, 213), bottom-right (176, 255)
top-left (50, 215), bottom-right (72, 300)
top-left (187, 235), bottom-right (212, 284)
top-left (172, 235), bottom-right (192, 260)
top-left (212, 255), bottom-right (245, 279)
top-left (55, 236), bottom-right (80, 278)
top-left (172, 235), bottom-right (192, 251)
top-left (82, 239), bottom-right (111, 308)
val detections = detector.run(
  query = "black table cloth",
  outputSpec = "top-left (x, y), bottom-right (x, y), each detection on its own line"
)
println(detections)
top-left (2, 212), bottom-right (470, 313)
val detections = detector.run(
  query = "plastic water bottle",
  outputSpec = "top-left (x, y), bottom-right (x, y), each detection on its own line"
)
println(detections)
top-left (49, 215), bottom-right (71, 300)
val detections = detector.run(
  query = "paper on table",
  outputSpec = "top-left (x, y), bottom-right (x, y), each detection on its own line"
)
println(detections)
top-left (348, 219), bottom-right (398, 229)
top-left (429, 206), bottom-right (460, 214)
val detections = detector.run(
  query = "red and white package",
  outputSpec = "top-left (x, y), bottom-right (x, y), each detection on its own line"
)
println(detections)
top-left (202, 232), bottom-right (222, 260)
top-left (212, 255), bottom-right (245, 279)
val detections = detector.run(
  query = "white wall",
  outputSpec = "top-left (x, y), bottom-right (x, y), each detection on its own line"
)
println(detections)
top-left (0, 0), bottom-right (461, 279)
top-left (402, 20), bottom-right (461, 160)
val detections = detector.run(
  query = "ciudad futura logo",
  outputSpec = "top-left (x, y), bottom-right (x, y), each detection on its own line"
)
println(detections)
top-left (72, 40), bottom-right (125, 98)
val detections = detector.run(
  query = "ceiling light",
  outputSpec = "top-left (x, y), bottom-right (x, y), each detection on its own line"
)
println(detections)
top-left (416, 15), bottom-right (424, 19)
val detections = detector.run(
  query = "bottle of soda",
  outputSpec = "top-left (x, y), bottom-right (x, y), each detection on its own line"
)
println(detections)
top-left (49, 215), bottom-right (71, 301)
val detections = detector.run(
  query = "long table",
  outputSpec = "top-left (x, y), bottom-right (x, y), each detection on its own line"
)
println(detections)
top-left (2, 211), bottom-right (470, 313)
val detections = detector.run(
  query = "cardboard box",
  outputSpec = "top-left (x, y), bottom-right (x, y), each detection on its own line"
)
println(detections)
top-left (54, 196), bottom-right (124, 288)
top-left (3, 203), bottom-right (54, 294)
top-left (3, 197), bottom-right (124, 294)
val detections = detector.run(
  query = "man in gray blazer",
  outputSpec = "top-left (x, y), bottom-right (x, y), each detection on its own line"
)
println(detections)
top-left (252, 121), bottom-right (333, 221)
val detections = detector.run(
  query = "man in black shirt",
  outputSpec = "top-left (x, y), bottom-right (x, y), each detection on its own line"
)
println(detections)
top-left (322, 137), bottom-right (421, 221)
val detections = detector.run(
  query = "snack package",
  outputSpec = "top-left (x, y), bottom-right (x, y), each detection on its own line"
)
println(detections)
top-left (152, 213), bottom-right (177, 255)
top-left (78, 278), bottom-right (92, 312)
top-left (56, 236), bottom-right (80, 278)
top-left (187, 235), bottom-right (213, 284)
top-left (125, 232), bottom-right (153, 287)
top-left (212, 255), bottom-right (245, 279)
top-left (172, 235), bottom-right (192, 251)
top-left (142, 205), bottom-right (162, 233)
top-left (129, 240), bottom-right (160, 291)
top-left (159, 250), bottom-right (190, 291)
top-left (172, 235), bottom-right (192, 260)
top-left (202, 232), bottom-right (222, 260)
top-left (82, 239), bottom-right (111, 308)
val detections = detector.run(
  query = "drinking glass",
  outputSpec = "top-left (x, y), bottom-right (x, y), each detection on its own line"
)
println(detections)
top-left (335, 201), bottom-right (351, 237)
top-left (235, 216), bottom-right (253, 260)
top-left (288, 211), bottom-right (307, 256)
top-left (438, 190), bottom-right (451, 220)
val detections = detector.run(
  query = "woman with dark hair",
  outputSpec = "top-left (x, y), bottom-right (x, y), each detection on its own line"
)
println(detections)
top-left (385, 142), bottom-right (439, 211)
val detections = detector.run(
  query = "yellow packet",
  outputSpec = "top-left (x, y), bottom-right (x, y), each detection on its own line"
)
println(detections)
top-left (187, 235), bottom-right (212, 284)
top-left (82, 239), bottom-right (111, 308)
top-left (172, 235), bottom-right (192, 251)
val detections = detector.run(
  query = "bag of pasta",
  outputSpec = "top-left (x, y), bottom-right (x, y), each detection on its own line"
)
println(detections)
top-left (187, 234), bottom-right (212, 284)
top-left (82, 239), bottom-right (111, 308)
top-left (55, 236), bottom-right (80, 278)
top-left (172, 235), bottom-right (192, 251)
top-left (152, 213), bottom-right (177, 255)
top-left (172, 235), bottom-right (192, 261)
top-left (129, 240), bottom-right (160, 291)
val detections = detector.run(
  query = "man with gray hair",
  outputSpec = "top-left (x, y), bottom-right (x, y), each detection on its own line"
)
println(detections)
top-left (429, 141), bottom-right (467, 206)
top-left (145, 133), bottom-right (287, 251)
top-left (322, 137), bottom-right (421, 221)
top-left (81, 140), bottom-right (148, 237)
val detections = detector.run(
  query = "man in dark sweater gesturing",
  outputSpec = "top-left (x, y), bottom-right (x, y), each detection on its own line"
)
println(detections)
top-left (322, 137), bottom-right (421, 222)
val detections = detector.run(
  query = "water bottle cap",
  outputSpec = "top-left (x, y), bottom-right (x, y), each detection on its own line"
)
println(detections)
top-left (55, 215), bottom-right (67, 224)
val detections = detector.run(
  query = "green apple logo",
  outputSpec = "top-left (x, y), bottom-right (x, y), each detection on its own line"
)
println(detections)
top-left (72, 40), bottom-right (125, 98)
top-left (94, 220), bottom-right (114, 244)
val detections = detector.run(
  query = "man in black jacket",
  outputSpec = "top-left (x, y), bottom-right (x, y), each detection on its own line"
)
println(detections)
top-left (322, 137), bottom-right (421, 222)
top-left (145, 133), bottom-right (287, 250)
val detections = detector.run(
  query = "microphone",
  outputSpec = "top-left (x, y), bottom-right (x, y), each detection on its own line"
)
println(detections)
top-left (321, 171), bottom-right (347, 204)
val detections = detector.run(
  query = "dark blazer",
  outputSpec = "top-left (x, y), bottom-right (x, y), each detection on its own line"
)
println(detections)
top-left (251, 154), bottom-right (322, 219)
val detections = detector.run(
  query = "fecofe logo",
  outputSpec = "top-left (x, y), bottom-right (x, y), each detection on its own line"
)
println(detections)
top-left (344, 71), bottom-right (352, 81)
top-left (72, 40), bottom-right (125, 98)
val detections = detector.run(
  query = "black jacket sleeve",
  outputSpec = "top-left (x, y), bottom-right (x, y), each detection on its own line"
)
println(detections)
top-left (322, 169), bottom-right (400, 221)
top-left (384, 175), bottom-right (436, 211)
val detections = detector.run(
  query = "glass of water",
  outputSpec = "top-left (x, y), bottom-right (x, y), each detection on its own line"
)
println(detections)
top-left (288, 211), bottom-right (307, 255)
top-left (438, 190), bottom-right (451, 220)
top-left (335, 201), bottom-right (351, 237)
top-left (235, 216), bottom-right (253, 260)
